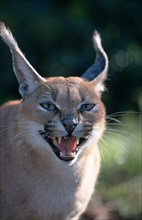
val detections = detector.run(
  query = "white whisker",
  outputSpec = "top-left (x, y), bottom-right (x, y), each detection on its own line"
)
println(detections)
top-left (105, 127), bottom-right (140, 141)
top-left (0, 130), bottom-right (38, 145)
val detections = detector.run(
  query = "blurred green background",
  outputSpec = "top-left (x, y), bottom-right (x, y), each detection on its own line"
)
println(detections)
top-left (0, 0), bottom-right (141, 219)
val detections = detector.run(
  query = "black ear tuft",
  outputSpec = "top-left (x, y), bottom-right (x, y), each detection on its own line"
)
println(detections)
top-left (81, 31), bottom-right (108, 82)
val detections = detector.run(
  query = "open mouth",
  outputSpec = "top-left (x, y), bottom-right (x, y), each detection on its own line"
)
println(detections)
top-left (39, 131), bottom-right (86, 162)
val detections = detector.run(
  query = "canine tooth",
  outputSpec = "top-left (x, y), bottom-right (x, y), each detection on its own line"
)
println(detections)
top-left (77, 138), bottom-right (79, 145)
top-left (57, 137), bottom-right (62, 145)
top-left (52, 138), bottom-right (58, 146)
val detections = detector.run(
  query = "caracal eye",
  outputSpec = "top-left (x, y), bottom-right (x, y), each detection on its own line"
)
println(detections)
top-left (40, 102), bottom-right (57, 111)
top-left (80, 104), bottom-right (95, 112)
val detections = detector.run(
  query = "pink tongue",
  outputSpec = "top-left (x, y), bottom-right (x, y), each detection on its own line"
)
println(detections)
top-left (58, 138), bottom-right (77, 155)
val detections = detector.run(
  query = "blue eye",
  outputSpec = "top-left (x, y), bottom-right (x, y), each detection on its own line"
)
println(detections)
top-left (80, 104), bottom-right (95, 112)
top-left (40, 103), bottom-right (57, 111)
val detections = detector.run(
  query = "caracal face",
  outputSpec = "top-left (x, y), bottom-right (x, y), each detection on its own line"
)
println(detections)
top-left (18, 76), bottom-right (106, 164)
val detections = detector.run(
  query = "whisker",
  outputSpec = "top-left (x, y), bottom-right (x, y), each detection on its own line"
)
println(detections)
top-left (106, 116), bottom-right (121, 123)
top-left (0, 125), bottom-right (32, 134)
top-left (0, 121), bottom-right (42, 134)
top-left (105, 128), bottom-right (140, 141)
top-left (99, 138), bottom-right (108, 160)
top-left (0, 131), bottom-right (38, 145)
top-left (107, 111), bottom-right (140, 117)
top-left (102, 133), bottom-right (131, 156)
top-left (18, 135), bottom-right (39, 152)
top-left (106, 122), bottom-right (135, 127)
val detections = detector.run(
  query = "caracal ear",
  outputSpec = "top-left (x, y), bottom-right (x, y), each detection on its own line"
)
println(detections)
top-left (81, 31), bottom-right (109, 95)
top-left (0, 22), bottom-right (45, 98)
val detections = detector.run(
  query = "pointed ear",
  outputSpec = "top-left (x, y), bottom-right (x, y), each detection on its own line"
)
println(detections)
top-left (0, 22), bottom-right (45, 98)
top-left (81, 31), bottom-right (109, 94)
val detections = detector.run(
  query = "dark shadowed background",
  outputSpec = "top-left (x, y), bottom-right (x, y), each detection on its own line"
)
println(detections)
top-left (0, 0), bottom-right (141, 219)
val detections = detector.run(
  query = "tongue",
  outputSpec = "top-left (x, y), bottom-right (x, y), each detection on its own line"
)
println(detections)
top-left (58, 138), bottom-right (77, 155)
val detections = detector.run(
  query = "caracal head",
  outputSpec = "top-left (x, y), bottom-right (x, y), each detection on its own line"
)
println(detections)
top-left (0, 22), bottom-right (108, 164)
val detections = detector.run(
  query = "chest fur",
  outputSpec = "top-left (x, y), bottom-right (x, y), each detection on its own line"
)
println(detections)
top-left (1, 142), bottom-right (98, 220)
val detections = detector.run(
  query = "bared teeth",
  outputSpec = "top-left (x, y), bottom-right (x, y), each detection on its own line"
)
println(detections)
top-left (60, 152), bottom-right (75, 158)
top-left (52, 136), bottom-right (79, 146)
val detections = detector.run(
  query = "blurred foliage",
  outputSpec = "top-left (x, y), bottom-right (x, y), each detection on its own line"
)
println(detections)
top-left (98, 113), bottom-right (141, 217)
top-left (0, 0), bottom-right (142, 114)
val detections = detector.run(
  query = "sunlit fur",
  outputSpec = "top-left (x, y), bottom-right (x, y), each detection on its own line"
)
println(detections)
top-left (0, 22), bottom-right (108, 220)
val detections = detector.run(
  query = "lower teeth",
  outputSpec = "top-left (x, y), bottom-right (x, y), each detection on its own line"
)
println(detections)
top-left (60, 152), bottom-right (75, 158)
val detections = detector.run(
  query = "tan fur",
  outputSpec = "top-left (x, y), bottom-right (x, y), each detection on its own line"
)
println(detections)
top-left (0, 22), bottom-right (108, 220)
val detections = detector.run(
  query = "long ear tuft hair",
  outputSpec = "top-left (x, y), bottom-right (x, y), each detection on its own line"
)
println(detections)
top-left (0, 21), bottom-right (19, 50)
top-left (81, 31), bottom-right (108, 82)
top-left (0, 21), bottom-right (45, 98)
